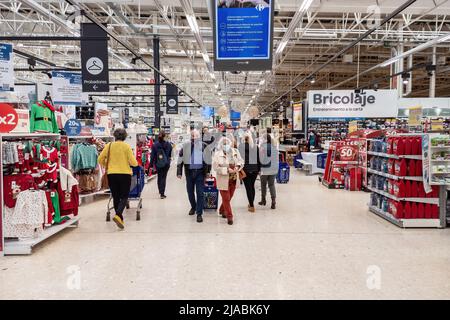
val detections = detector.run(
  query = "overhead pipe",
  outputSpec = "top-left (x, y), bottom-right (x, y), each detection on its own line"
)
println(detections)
top-left (262, 0), bottom-right (418, 110)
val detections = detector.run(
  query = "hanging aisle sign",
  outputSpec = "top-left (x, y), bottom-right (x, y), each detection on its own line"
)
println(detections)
top-left (307, 90), bottom-right (398, 119)
top-left (422, 134), bottom-right (432, 194)
top-left (51, 71), bottom-right (82, 105)
top-left (212, 0), bottom-right (274, 71)
top-left (0, 43), bottom-right (14, 92)
top-left (81, 23), bottom-right (110, 92)
top-left (408, 106), bottom-right (423, 127)
top-left (292, 102), bottom-right (303, 132)
top-left (166, 84), bottom-right (179, 115)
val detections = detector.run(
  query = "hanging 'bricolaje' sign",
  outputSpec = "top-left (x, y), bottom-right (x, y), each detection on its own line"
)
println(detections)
top-left (307, 90), bottom-right (398, 119)
top-left (0, 103), bottom-right (18, 133)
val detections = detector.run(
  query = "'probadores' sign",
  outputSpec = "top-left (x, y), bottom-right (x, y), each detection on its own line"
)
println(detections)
top-left (307, 89), bottom-right (398, 119)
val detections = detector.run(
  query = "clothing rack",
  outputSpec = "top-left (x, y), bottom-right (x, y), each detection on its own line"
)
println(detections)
top-left (65, 135), bottom-right (114, 204)
top-left (0, 133), bottom-right (79, 255)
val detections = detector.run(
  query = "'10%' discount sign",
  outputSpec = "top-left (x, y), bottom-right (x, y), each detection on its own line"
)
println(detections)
top-left (0, 103), bottom-right (18, 133)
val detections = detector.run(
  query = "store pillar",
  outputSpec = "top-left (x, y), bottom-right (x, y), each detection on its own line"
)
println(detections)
top-left (153, 36), bottom-right (161, 129)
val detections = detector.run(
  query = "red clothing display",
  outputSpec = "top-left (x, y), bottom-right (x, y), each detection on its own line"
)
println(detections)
top-left (3, 174), bottom-right (36, 208)
top-left (45, 191), bottom-right (55, 226)
top-left (57, 183), bottom-right (79, 217)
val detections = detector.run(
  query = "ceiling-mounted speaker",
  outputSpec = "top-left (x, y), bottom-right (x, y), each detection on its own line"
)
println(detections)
top-left (437, 56), bottom-right (447, 65)
top-left (248, 106), bottom-right (259, 118)
top-left (343, 54), bottom-right (353, 64)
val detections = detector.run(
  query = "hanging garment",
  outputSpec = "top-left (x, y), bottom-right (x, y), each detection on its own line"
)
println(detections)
top-left (3, 174), bottom-right (37, 208)
top-left (30, 101), bottom-right (59, 133)
top-left (71, 144), bottom-right (98, 172)
top-left (5, 190), bottom-right (48, 238)
top-left (57, 183), bottom-right (79, 217)
top-left (45, 190), bottom-right (56, 226)
top-left (60, 166), bottom-right (79, 191)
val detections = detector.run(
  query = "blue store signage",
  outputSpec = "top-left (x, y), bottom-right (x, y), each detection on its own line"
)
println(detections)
top-left (64, 119), bottom-right (82, 136)
top-left (213, 0), bottom-right (274, 71)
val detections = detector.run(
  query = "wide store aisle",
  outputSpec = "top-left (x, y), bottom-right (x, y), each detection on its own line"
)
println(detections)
top-left (1, 169), bottom-right (450, 299)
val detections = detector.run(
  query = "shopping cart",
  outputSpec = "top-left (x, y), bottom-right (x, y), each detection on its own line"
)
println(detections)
top-left (106, 166), bottom-right (145, 222)
top-left (277, 153), bottom-right (290, 184)
top-left (203, 177), bottom-right (219, 211)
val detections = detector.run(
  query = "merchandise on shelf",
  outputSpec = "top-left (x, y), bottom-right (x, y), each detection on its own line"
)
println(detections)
top-left (1, 135), bottom-right (79, 239)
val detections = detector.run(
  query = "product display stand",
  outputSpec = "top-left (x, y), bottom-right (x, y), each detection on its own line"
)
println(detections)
top-left (0, 133), bottom-right (80, 255)
top-left (65, 135), bottom-right (114, 204)
top-left (367, 133), bottom-right (447, 228)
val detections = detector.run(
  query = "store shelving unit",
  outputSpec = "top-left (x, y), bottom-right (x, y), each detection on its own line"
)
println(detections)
top-left (368, 205), bottom-right (441, 228)
top-left (0, 133), bottom-right (80, 256)
top-left (367, 133), bottom-right (447, 228)
top-left (4, 216), bottom-right (80, 255)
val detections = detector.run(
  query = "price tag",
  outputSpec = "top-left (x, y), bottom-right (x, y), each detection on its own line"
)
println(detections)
top-left (64, 118), bottom-right (82, 136)
top-left (0, 103), bottom-right (19, 133)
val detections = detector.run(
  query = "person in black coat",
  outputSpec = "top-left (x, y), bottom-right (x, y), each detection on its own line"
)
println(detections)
top-left (239, 133), bottom-right (261, 212)
top-left (176, 129), bottom-right (212, 223)
top-left (150, 130), bottom-right (173, 199)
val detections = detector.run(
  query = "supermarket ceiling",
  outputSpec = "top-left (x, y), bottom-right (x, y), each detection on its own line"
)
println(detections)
top-left (1, 0), bottom-right (450, 114)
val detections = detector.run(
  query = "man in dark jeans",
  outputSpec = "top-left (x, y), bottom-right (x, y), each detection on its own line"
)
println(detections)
top-left (177, 129), bottom-right (211, 223)
top-left (150, 131), bottom-right (172, 199)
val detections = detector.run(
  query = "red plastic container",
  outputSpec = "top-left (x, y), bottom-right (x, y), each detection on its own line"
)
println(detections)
top-left (410, 181), bottom-right (419, 198)
top-left (404, 202), bottom-right (411, 219)
top-left (404, 138), bottom-right (412, 155)
top-left (408, 159), bottom-right (416, 176)
top-left (411, 202), bottom-right (418, 219)
top-left (417, 182), bottom-right (426, 198)
top-left (417, 203), bottom-right (425, 218)
top-left (411, 137), bottom-right (422, 155)
top-left (395, 158), bottom-right (407, 176)
top-left (391, 201), bottom-right (404, 219)
top-left (424, 203), bottom-right (432, 219)
top-left (388, 159), bottom-right (396, 175)
top-left (394, 137), bottom-right (405, 156)
top-left (431, 204), bottom-right (439, 219)
top-left (415, 160), bottom-right (422, 176)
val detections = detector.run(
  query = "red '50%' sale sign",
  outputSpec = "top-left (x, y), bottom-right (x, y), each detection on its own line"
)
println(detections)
top-left (0, 104), bottom-right (19, 133)
top-left (337, 145), bottom-right (357, 161)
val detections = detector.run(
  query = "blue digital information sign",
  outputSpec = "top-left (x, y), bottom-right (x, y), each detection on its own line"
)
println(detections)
top-left (213, 0), bottom-right (274, 71)
top-left (230, 109), bottom-right (241, 121)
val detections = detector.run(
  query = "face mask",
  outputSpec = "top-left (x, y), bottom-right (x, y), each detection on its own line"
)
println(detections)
top-left (223, 145), bottom-right (231, 152)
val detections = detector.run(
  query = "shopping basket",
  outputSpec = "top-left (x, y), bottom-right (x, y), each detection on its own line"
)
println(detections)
top-left (203, 177), bottom-right (219, 210)
top-left (277, 153), bottom-right (290, 184)
top-left (106, 166), bottom-right (145, 222)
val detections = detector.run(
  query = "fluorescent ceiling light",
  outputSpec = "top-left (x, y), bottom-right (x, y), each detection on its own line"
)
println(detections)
top-left (275, 41), bottom-right (288, 55)
top-left (381, 33), bottom-right (450, 67)
top-left (437, 34), bottom-right (450, 43)
top-left (186, 14), bottom-right (200, 34)
top-left (299, 0), bottom-right (314, 12)
top-left (202, 52), bottom-right (210, 64)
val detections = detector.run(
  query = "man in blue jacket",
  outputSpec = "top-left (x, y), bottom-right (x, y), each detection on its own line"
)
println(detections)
top-left (176, 129), bottom-right (212, 223)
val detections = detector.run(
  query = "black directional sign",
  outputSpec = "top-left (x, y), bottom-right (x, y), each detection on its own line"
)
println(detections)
top-left (166, 84), bottom-right (179, 114)
top-left (81, 23), bottom-right (109, 92)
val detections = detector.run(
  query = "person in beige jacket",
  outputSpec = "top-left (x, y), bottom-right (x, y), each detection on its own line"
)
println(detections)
top-left (213, 136), bottom-right (244, 225)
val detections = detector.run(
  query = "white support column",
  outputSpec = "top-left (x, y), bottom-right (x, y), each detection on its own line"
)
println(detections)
top-left (430, 46), bottom-right (436, 98)
top-left (406, 54), bottom-right (413, 96)
top-left (396, 22), bottom-right (404, 97)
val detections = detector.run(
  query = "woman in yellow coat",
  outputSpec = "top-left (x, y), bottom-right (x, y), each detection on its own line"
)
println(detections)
top-left (98, 128), bottom-right (138, 229)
